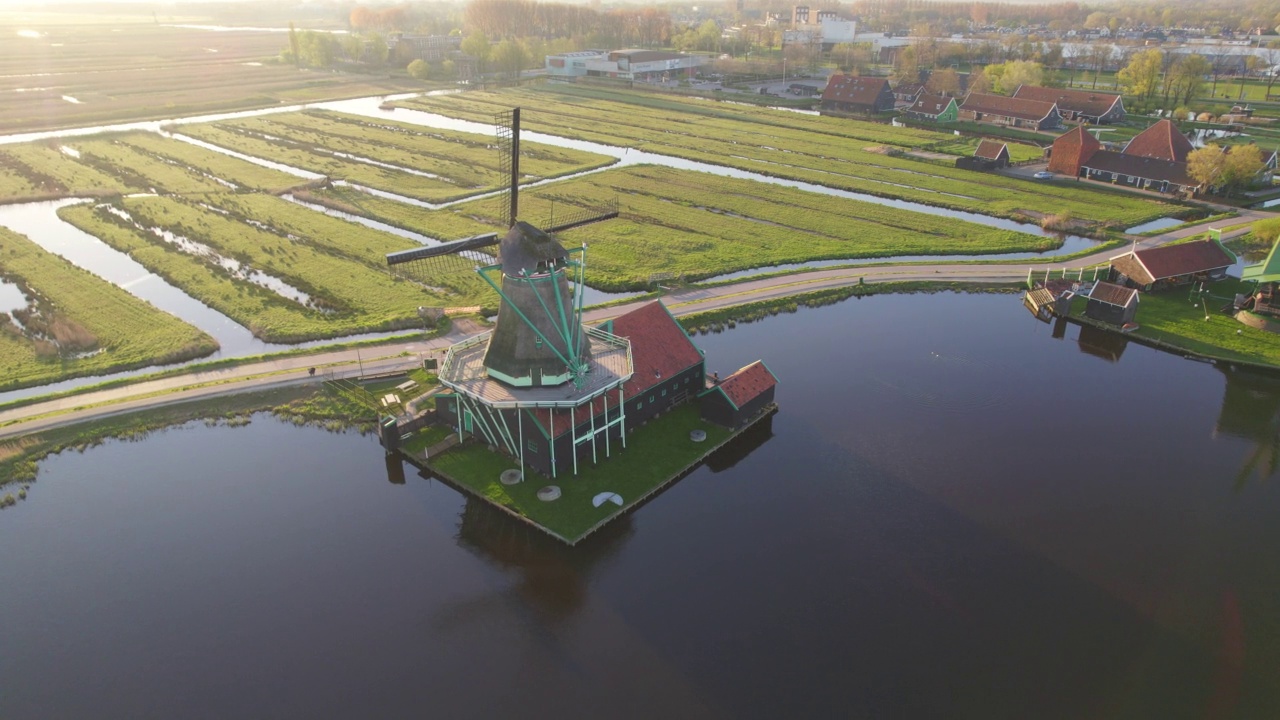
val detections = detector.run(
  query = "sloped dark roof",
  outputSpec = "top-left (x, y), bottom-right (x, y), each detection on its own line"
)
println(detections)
top-left (717, 360), bottom-right (777, 409)
top-left (822, 75), bottom-right (891, 106)
top-left (1089, 280), bottom-right (1138, 307)
top-left (908, 92), bottom-right (955, 116)
top-left (1013, 85), bottom-right (1122, 117)
top-left (1081, 150), bottom-right (1195, 186)
top-left (894, 82), bottom-right (925, 97)
top-left (1123, 119), bottom-right (1194, 162)
top-left (974, 139), bottom-right (1009, 160)
top-left (1110, 239), bottom-right (1236, 285)
top-left (960, 92), bottom-right (1057, 122)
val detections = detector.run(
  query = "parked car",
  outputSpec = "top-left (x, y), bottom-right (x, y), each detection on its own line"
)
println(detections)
top-left (1033, 171), bottom-right (1054, 179)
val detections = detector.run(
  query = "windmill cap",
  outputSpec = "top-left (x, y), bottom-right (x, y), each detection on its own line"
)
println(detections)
top-left (500, 221), bottom-right (568, 276)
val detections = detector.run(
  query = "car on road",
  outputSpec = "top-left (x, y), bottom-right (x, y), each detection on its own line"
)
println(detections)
top-left (1033, 171), bottom-right (1054, 179)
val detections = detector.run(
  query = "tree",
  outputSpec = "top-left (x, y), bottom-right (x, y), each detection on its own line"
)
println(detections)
top-left (997, 60), bottom-right (1044, 93)
top-left (892, 46), bottom-right (918, 84)
top-left (460, 31), bottom-right (491, 72)
top-left (1187, 144), bottom-right (1227, 191)
top-left (1220, 145), bottom-right (1265, 197)
top-left (491, 38), bottom-right (528, 79)
top-left (926, 67), bottom-right (961, 96)
top-left (407, 59), bottom-right (430, 80)
top-left (1117, 49), bottom-right (1163, 104)
top-left (1167, 54), bottom-right (1210, 107)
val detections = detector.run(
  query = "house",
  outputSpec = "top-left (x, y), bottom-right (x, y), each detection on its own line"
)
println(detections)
top-left (1085, 281), bottom-right (1139, 325)
top-left (904, 92), bottom-right (958, 122)
top-left (820, 75), bottom-right (895, 114)
top-left (1047, 123), bottom-right (1202, 195)
top-left (973, 139), bottom-right (1010, 168)
top-left (699, 361), bottom-right (779, 428)
top-left (959, 92), bottom-right (1062, 131)
top-left (1122, 119), bottom-right (1194, 162)
top-left (1241, 238), bottom-right (1280, 319)
top-left (1109, 239), bottom-right (1237, 291)
top-left (893, 82), bottom-right (925, 104)
top-left (1012, 85), bottom-right (1125, 124)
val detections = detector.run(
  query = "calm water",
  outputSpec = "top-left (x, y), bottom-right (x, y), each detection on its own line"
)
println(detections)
top-left (3, 293), bottom-right (1280, 718)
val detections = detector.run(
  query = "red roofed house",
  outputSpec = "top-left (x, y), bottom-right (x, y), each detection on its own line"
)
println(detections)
top-left (820, 75), bottom-right (895, 115)
top-left (1108, 238), bottom-right (1237, 292)
top-left (1047, 121), bottom-right (1203, 195)
top-left (699, 361), bottom-right (779, 428)
top-left (1012, 85), bottom-right (1126, 124)
top-left (1123, 119), bottom-right (1194, 162)
top-left (973, 139), bottom-right (1010, 168)
top-left (959, 92), bottom-right (1062, 131)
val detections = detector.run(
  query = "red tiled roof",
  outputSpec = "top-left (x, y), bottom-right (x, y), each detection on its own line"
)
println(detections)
top-left (717, 361), bottom-right (777, 409)
top-left (1088, 281), bottom-right (1138, 307)
top-left (532, 301), bottom-right (702, 433)
top-left (908, 92), bottom-right (954, 116)
top-left (1110, 239), bottom-right (1235, 285)
top-left (1048, 125), bottom-right (1101, 175)
top-left (1123, 119), bottom-right (1194, 162)
top-left (1013, 85), bottom-right (1122, 118)
top-left (974, 139), bottom-right (1008, 160)
top-left (822, 75), bottom-right (890, 106)
top-left (960, 92), bottom-right (1058, 122)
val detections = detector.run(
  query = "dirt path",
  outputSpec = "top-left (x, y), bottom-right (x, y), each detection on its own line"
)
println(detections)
top-left (0, 216), bottom-right (1262, 440)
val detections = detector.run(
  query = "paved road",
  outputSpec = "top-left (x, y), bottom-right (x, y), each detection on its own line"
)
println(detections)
top-left (0, 216), bottom-right (1261, 440)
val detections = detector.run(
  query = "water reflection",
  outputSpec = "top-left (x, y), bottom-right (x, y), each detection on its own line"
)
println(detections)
top-left (1215, 366), bottom-right (1280, 488)
top-left (1077, 323), bottom-right (1129, 363)
top-left (706, 412), bottom-right (775, 473)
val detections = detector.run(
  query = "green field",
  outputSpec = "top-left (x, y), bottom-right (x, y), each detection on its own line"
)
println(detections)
top-left (286, 164), bottom-right (1061, 290)
top-left (58, 196), bottom-right (492, 342)
top-left (0, 226), bottom-right (217, 391)
top-left (394, 85), bottom-right (1172, 227)
top-left (176, 109), bottom-right (616, 203)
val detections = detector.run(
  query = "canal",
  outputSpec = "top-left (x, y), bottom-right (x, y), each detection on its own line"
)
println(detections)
top-left (2, 292), bottom-right (1278, 718)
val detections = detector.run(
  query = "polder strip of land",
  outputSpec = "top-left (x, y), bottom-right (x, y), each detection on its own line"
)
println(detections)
top-left (393, 85), bottom-right (1175, 228)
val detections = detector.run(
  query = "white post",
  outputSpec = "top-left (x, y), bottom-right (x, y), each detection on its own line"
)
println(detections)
top-left (589, 402), bottom-right (598, 465)
top-left (603, 394), bottom-right (611, 458)
top-left (549, 407), bottom-right (556, 479)
top-left (570, 405), bottom-right (578, 476)
top-left (517, 410), bottom-right (524, 482)
top-left (619, 387), bottom-right (627, 449)
top-left (1027, 267), bottom-right (1032, 286)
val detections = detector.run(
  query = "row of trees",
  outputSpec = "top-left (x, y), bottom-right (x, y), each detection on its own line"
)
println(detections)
top-left (1187, 144), bottom-right (1266, 197)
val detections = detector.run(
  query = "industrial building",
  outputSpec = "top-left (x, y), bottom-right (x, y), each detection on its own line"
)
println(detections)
top-left (544, 49), bottom-right (706, 81)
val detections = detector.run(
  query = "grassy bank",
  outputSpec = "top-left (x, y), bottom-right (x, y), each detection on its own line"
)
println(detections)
top-left (678, 280), bottom-right (1020, 334)
top-left (0, 226), bottom-right (218, 392)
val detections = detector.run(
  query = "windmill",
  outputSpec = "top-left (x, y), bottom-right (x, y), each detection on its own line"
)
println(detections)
top-left (387, 108), bottom-right (631, 479)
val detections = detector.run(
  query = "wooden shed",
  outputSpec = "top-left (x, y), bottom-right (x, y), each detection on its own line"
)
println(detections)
top-left (1085, 281), bottom-right (1139, 326)
top-left (700, 361), bottom-right (778, 428)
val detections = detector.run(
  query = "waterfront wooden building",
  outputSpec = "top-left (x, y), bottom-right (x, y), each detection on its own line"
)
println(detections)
top-left (1241, 237), bottom-right (1280, 318)
top-left (1085, 281), bottom-right (1139, 325)
top-left (1109, 239), bottom-right (1236, 292)
top-left (699, 361), bottom-right (779, 428)
top-left (973, 139), bottom-right (1010, 168)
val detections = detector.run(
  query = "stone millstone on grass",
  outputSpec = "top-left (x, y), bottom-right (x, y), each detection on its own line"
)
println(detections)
top-left (500, 469), bottom-right (523, 485)
top-left (537, 486), bottom-right (561, 502)
top-left (690, 429), bottom-right (707, 442)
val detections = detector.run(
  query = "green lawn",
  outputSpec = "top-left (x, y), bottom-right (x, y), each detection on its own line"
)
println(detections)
top-left (423, 403), bottom-right (735, 543)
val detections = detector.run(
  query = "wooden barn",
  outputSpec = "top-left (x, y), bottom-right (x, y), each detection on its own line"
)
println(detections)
top-left (973, 139), bottom-right (1010, 168)
top-left (699, 361), bottom-right (778, 428)
top-left (1109, 239), bottom-right (1236, 292)
top-left (1085, 281), bottom-right (1139, 325)
top-left (959, 92), bottom-right (1062, 131)
top-left (1013, 85), bottom-right (1125, 124)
